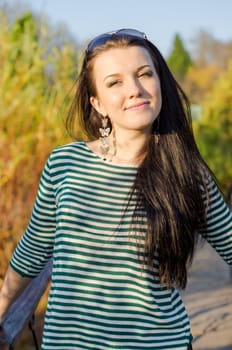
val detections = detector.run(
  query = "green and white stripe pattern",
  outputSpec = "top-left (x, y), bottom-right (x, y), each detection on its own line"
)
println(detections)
top-left (11, 142), bottom-right (232, 349)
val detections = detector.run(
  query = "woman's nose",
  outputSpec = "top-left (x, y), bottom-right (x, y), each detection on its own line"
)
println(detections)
top-left (127, 78), bottom-right (143, 98)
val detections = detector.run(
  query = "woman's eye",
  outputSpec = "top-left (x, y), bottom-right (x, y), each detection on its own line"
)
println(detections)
top-left (107, 80), bottom-right (121, 87)
top-left (139, 70), bottom-right (153, 77)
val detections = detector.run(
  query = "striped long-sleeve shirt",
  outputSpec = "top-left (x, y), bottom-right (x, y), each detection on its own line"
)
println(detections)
top-left (10, 141), bottom-right (232, 350)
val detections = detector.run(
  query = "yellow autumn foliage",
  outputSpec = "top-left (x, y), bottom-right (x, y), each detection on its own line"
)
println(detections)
top-left (184, 63), bottom-right (221, 103)
top-left (188, 64), bottom-right (220, 89)
top-left (193, 60), bottom-right (232, 191)
top-left (0, 11), bottom-right (82, 278)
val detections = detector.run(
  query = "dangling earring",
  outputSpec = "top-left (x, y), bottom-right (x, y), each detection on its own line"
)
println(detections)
top-left (99, 116), bottom-right (110, 160)
top-left (154, 133), bottom-right (160, 145)
top-left (154, 115), bottom-right (160, 145)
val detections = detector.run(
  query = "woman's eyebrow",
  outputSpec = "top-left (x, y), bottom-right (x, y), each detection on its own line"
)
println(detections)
top-left (103, 65), bottom-right (153, 81)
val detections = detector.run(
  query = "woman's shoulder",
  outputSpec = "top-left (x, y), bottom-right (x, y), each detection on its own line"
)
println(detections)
top-left (47, 141), bottom-right (90, 164)
top-left (51, 141), bottom-right (86, 155)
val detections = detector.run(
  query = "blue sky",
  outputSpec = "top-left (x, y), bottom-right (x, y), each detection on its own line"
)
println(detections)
top-left (4, 0), bottom-right (232, 56)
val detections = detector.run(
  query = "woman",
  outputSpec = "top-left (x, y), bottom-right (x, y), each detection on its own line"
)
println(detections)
top-left (0, 28), bottom-right (231, 350)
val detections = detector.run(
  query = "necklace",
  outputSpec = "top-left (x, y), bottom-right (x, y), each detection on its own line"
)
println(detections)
top-left (101, 132), bottom-right (146, 165)
top-left (106, 152), bottom-right (146, 165)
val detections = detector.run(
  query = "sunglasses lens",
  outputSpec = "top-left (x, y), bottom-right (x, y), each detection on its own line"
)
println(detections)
top-left (87, 34), bottom-right (112, 53)
top-left (117, 29), bottom-right (146, 39)
top-left (87, 29), bottom-right (147, 53)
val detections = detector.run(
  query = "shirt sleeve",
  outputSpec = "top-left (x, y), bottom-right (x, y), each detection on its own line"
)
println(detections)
top-left (10, 154), bottom-right (56, 277)
top-left (197, 176), bottom-right (232, 266)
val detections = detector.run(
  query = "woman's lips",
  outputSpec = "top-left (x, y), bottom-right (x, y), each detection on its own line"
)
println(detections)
top-left (125, 101), bottom-right (150, 111)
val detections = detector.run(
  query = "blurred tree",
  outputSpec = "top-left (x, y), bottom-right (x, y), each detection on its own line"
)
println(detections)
top-left (184, 31), bottom-right (232, 103)
top-left (167, 33), bottom-right (192, 80)
top-left (0, 10), bottom-right (81, 279)
top-left (191, 30), bottom-right (232, 69)
top-left (194, 60), bottom-right (232, 193)
top-left (184, 63), bottom-right (221, 104)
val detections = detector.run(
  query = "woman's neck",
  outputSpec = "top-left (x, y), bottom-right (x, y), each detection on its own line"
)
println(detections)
top-left (104, 130), bottom-right (148, 165)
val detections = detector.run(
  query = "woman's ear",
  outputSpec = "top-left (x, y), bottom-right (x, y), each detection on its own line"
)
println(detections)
top-left (90, 96), bottom-right (106, 116)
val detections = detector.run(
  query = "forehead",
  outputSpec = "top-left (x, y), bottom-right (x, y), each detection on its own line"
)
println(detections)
top-left (91, 46), bottom-right (154, 76)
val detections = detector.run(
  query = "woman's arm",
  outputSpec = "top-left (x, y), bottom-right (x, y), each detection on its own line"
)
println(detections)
top-left (10, 154), bottom-right (56, 278)
top-left (0, 266), bottom-right (32, 322)
top-left (0, 152), bottom-right (57, 322)
top-left (198, 177), bottom-right (232, 265)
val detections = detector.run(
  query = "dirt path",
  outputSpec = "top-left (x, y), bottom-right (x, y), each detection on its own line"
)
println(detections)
top-left (182, 242), bottom-right (232, 350)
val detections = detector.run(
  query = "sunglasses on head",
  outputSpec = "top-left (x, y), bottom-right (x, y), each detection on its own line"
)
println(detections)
top-left (87, 28), bottom-right (147, 53)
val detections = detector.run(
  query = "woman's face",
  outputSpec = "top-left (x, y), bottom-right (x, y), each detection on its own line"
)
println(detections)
top-left (90, 45), bottom-right (162, 135)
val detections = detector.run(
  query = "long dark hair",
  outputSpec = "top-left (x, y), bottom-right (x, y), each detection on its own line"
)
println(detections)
top-left (66, 36), bottom-right (212, 289)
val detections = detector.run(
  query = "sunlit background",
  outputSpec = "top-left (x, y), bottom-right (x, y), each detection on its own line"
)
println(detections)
top-left (0, 0), bottom-right (232, 348)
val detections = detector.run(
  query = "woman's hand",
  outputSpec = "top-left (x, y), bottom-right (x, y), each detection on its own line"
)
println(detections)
top-left (0, 266), bottom-right (32, 322)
